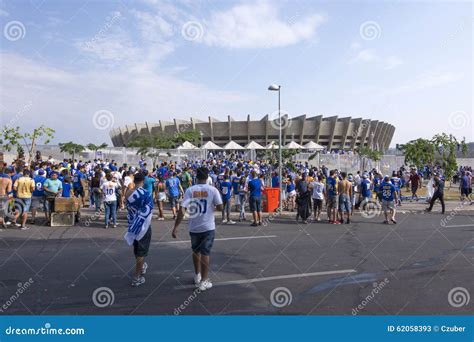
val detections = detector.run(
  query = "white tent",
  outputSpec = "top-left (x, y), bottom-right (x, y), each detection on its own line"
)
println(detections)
top-left (265, 141), bottom-right (281, 150)
top-left (177, 141), bottom-right (198, 150)
top-left (304, 141), bottom-right (324, 150)
top-left (284, 141), bottom-right (304, 149)
top-left (224, 140), bottom-right (245, 150)
top-left (201, 141), bottom-right (222, 150)
top-left (245, 141), bottom-right (265, 150)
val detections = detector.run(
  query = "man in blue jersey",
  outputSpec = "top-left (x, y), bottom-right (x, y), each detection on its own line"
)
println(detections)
top-left (31, 169), bottom-right (47, 224)
top-left (166, 172), bottom-right (183, 220)
top-left (381, 176), bottom-right (398, 224)
top-left (326, 170), bottom-right (339, 224)
top-left (231, 171), bottom-right (241, 212)
top-left (248, 170), bottom-right (263, 226)
top-left (219, 175), bottom-right (235, 224)
top-left (73, 165), bottom-right (86, 207)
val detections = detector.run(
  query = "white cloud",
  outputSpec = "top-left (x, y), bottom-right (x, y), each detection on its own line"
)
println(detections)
top-left (202, 1), bottom-right (326, 48)
top-left (352, 49), bottom-right (379, 63)
top-left (0, 53), bottom-right (253, 143)
top-left (393, 71), bottom-right (463, 93)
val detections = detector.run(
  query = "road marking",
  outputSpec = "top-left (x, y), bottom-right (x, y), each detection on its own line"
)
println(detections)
top-left (174, 269), bottom-right (357, 289)
top-left (442, 224), bottom-right (474, 228)
top-left (155, 235), bottom-right (277, 245)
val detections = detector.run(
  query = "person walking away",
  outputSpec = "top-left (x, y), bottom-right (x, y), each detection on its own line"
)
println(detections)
top-left (13, 170), bottom-right (35, 230)
top-left (172, 167), bottom-right (223, 291)
top-left (90, 172), bottom-right (102, 212)
top-left (409, 169), bottom-right (422, 201)
top-left (296, 173), bottom-right (311, 223)
top-left (391, 171), bottom-right (402, 206)
top-left (155, 177), bottom-right (166, 220)
top-left (248, 170), bottom-right (264, 226)
top-left (309, 176), bottom-right (325, 221)
top-left (166, 172), bottom-right (183, 220)
top-left (381, 176), bottom-right (398, 224)
top-left (124, 172), bottom-right (153, 287)
top-left (337, 172), bottom-right (352, 224)
top-left (238, 177), bottom-right (247, 222)
top-left (31, 169), bottom-right (47, 224)
top-left (72, 166), bottom-right (87, 207)
top-left (219, 175), bottom-right (235, 224)
top-left (459, 171), bottom-right (472, 204)
top-left (102, 173), bottom-right (119, 228)
top-left (326, 170), bottom-right (339, 224)
top-left (426, 174), bottom-right (445, 214)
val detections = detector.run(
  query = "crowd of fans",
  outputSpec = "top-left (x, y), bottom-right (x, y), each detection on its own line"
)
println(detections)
top-left (0, 154), bottom-right (472, 230)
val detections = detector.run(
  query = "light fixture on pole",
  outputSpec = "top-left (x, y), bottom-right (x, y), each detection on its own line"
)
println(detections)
top-left (268, 84), bottom-right (283, 214)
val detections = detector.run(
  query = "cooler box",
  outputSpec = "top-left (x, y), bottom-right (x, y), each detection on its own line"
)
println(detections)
top-left (262, 187), bottom-right (280, 213)
top-left (54, 198), bottom-right (81, 212)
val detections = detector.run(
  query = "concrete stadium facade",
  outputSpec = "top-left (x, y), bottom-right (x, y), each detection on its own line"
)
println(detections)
top-left (109, 115), bottom-right (395, 151)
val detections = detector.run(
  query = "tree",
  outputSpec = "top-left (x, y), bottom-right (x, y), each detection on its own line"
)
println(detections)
top-left (86, 143), bottom-right (108, 159)
top-left (59, 142), bottom-right (85, 160)
top-left (399, 138), bottom-right (435, 167)
top-left (357, 146), bottom-right (382, 171)
top-left (0, 125), bottom-right (55, 162)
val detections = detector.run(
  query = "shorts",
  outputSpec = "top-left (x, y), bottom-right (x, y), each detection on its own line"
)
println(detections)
top-left (0, 196), bottom-right (8, 215)
top-left (169, 195), bottom-right (179, 208)
top-left (133, 226), bottom-right (152, 257)
top-left (288, 190), bottom-right (296, 197)
top-left (313, 198), bottom-right (323, 210)
top-left (249, 196), bottom-right (261, 212)
top-left (18, 198), bottom-right (32, 213)
top-left (382, 200), bottom-right (395, 211)
top-left (327, 195), bottom-right (338, 209)
top-left (339, 194), bottom-right (351, 213)
top-left (74, 188), bottom-right (85, 197)
top-left (31, 196), bottom-right (45, 210)
top-left (461, 188), bottom-right (470, 196)
top-left (157, 192), bottom-right (167, 202)
top-left (411, 185), bottom-right (418, 194)
top-left (190, 230), bottom-right (215, 256)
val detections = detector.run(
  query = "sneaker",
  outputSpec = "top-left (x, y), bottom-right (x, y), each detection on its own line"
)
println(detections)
top-left (20, 226), bottom-right (30, 230)
top-left (131, 276), bottom-right (145, 287)
top-left (332, 221), bottom-right (341, 225)
top-left (104, 225), bottom-right (109, 229)
top-left (113, 224), bottom-right (117, 228)
top-left (158, 217), bottom-right (165, 221)
top-left (141, 262), bottom-right (148, 275)
top-left (227, 220), bottom-right (236, 225)
top-left (250, 222), bottom-right (258, 227)
top-left (346, 219), bottom-right (351, 224)
top-left (198, 279), bottom-right (213, 291)
top-left (258, 221), bottom-right (262, 226)
top-left (194, 273), bottom-right (202, 287)
top-left (222, 219), bottom-right (227, 224)
top-left (14, 223), bottom-right (21, 227)
top-left (391, 219), bottom-right (397, 224)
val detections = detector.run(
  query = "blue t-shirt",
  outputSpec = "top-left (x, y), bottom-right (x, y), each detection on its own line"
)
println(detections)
top-left (390, 177), bottom-right (401, 190)
top-left (33, 176), bottom-right (47, 196)
top-left (220, 181), bottom-right (232, 200)
top-left (271, 175), bottom-right (280, 188)
top-left (248, 178), bottom-right (262, 197)
top-left (166, 177), bottom-right (181, 197)
top-left (361, 179), bottom-right (372, 198)
top-left (144, 176), bottom-right (156, 194)
top-left (62, 183), bottom-right (72, 198)
top-left (327, 177), bottom-right (337, 197)
top-left (73, 171), bottom-right (85, 189)
top-left (373, 177), bottom-right (382, 193)
top-left (231, 176), bottom-right (240, 193)
top-left (381, 182), bottom-right (395, 201)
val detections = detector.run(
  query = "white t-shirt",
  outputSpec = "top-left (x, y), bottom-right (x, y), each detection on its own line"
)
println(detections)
top-left (123, 176), bottom-right (133, 188)
top-left (182, 184), bottom-right (223, 233)
top-left (102, 181), bottom-right (118, 201)
top-left (310, 181), bottom-right (325, 200)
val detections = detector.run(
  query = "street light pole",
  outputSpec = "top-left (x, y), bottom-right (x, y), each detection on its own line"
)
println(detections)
top-left (268, 84), bottom-right (283, 214)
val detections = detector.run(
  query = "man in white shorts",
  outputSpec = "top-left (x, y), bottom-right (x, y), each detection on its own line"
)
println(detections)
top-left (172, 167), bottom-right (223, 291)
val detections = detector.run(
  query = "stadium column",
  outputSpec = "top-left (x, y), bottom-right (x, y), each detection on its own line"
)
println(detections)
top-left (247, 114), bottom-right (251, 144)
top-left (228, 115), bottom-right (232, 142)
top-left (299, 114), bottom-right (306, 145)
top-left (314, 115), bottom-right (322, 144)
top-left (350, 118), bottom-right (362, 151)
top-left (208, 116), bottom-right (215, 142)
top-left (327, 115), bottom-right (338, 151)
top-left (360, 119), bottom-right (372, 149)
top-left (340, 117), bottom-right (352, 151)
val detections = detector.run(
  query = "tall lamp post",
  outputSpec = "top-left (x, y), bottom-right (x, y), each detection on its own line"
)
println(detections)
top-left (268, 84), bottom-right (283, 214)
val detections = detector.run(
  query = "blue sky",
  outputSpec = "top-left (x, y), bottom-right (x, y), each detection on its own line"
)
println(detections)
top-left (0, 0), bottom-right (472, 147)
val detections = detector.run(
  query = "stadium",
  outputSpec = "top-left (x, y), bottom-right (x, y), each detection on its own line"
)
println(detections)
top-left (110, 114), bottom-right (395, 151)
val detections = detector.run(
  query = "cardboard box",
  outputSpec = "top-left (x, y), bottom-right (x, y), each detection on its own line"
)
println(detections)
top-left (51, 212), bottom-right (75, 227)
top-left (54, 198), bottom-right (81, 212)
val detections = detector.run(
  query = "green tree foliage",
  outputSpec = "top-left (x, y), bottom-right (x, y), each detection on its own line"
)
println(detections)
top-left (86, 143), bottom-right (108, 159)
top-left (59, 142), bottom-right (85, 160)
top-left (0, 125), bottom-right (55, 161)
top-left (127, 130), bottom-right (200, 156)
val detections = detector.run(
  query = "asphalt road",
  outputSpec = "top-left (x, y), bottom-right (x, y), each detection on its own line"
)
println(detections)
top-left (0, 205), bottom-right (473, 316)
